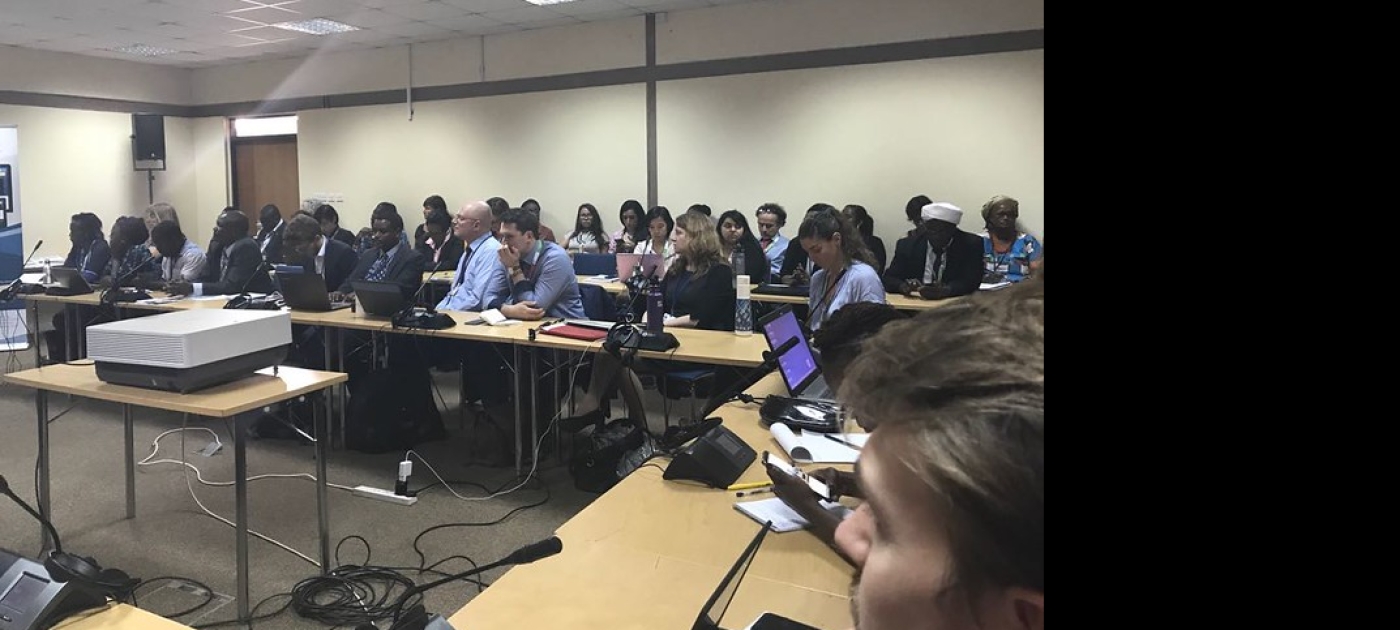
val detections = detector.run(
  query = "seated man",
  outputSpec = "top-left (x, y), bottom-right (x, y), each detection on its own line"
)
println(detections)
top-left (833, 278), bottom-right (1044, 630)
top-left (415, 206), bottom-right (464, 273)
top-left (437, 201), bottom-right (505, 313)
top-left (335, 209), bottom-right (426, 302)
top-left (314, 203), bottom-right (356, 247)
top-left (486, 208), bottom-right (584, 320)
top-left (882, 202), bottom-right (983, 300)
top-left (100, 216), bottom-right (154, 288)
top-left (146, 220), bottom-right (208, 290)
top-left (168, 210), bottom-right (272, 297)
top-left (256, 204), bottom-right (286, 264)
top-left (281, 214), bottom-right (358, 294)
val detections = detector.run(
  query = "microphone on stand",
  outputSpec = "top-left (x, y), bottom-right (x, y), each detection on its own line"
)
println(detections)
top-left (223, 260), bottom-right (273, 310)
top-left (699, 335), bottom-right (800, 420)
top-left (99, 256), bottom-right (157, 305)
top-left (394, 265), bottom-right (455, 329)
top-left (361, 536), bottom-right (564, 630)
top-left (1, 239), bottom-right (43, 301)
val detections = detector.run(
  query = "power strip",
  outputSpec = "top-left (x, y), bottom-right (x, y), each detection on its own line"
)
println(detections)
top-left (353, 485), bottom-right (418, 506)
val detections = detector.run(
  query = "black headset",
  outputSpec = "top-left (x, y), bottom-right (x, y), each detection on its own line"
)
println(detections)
top-left (44, 551), bottom-right (140, 599)
top-left (603, 322), bottom-right (643, 367)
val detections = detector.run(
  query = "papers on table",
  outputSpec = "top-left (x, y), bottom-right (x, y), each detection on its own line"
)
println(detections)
top-left (769, 424), bottom-right (867, 464)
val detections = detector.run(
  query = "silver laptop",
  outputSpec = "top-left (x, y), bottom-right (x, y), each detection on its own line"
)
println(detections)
top-left (759, 306), bottom-right (834, 401)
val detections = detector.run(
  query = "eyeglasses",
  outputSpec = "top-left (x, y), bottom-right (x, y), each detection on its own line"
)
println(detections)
top-left (758, 222), bottom-right (777, 229)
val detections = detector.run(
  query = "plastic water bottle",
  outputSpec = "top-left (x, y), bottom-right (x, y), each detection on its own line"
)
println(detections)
top-left (42, 259), bottom-right (51, 284)
top-left (646, 277), bottom-right (664, 336)
top-left (735, 275), bottom-right (752, 337)
top-left (731, 249), bottom-right (746, 289)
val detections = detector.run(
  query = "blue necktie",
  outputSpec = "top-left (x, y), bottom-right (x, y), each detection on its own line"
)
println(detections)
top-left (366, 252), bottom-right (390, 282)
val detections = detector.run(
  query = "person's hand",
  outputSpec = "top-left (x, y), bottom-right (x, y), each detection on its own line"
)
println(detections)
top-left (810, 467), bottom-right (860, 499)
top-left (167, 281), bottom-right (193, 296)
top-left (329, 291), bottom-right (348, 303)
top-left (765, 463), bottom-right (824, 515)
top-left (139, 277), bottom-right (167, 293)
top-left (497, 244), bottom-right (521, 270)
top-left (791, 267), bottom-right (810, 285)
top-left (900, 279), bottom-right (922, 297)
top-left (622, 234), bottom-right (635, 249)
top-left (148, 245), bottom-right (160, 258)
top-left (918, 284), bottom-right (949, 300)
top-left (501, 301), bottom-right (544, 320)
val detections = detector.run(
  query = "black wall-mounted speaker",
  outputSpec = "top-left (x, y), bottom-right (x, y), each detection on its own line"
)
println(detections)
top-left (132, 114), bottom-right (165, 161)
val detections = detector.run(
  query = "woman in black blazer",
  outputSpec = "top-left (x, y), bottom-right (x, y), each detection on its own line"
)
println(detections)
top-left (716, 209), bottom-right (770, 284)
top-left (843, 204), bottom-right (887, 274)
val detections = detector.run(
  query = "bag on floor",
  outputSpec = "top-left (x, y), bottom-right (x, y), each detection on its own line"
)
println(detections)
top-left (569, 420), bottom-right (652, 493)
top-left (346, 367), bottom-right (445, 454)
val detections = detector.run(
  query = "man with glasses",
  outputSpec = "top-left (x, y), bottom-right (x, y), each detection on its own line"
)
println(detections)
top-left (755, 202), bottom-right (789, 277)
top-left (437, 201), bottom-right (504, 313)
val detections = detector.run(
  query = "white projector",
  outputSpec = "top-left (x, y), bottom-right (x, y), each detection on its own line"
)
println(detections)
top-left (87, 309), bottom-right (292, 392)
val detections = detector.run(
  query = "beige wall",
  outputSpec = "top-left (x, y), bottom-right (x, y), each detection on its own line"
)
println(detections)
top-left (657, 50), bottom-right (1045, 249)
top-left (0, 47), bottom-right (191, 105)
top-left (297, 84), bottom-right (648, 237)
top-left (0, 105), bottom-right (200, 259)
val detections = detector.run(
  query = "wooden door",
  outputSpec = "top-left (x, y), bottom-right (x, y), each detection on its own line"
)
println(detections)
top-left (232, 136), bottom-right (298, 234)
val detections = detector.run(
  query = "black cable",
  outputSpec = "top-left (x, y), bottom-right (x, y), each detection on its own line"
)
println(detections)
top-left (131, 576), bottom-right (218, 619)
top-left (287, 566), bottom-right (417, 627)
top-left (334, 535), bottom-right (372, 567)
top-left (636, 463), bottom-right (667, 474)
top-left (410, 478), bottom-right (552, 570)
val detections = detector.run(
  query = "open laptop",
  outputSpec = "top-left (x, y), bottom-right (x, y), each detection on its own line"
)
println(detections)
top-left (279, 272), bottom-right (352, 312)
top-left (758, 306), bottom-right (834, 402)
top-left (692, 522), bottom-right (770, 630)
top-left (44, 266), bottom-right (95, 296)
top-left (350, 280), bottom-right (408, 317)
top-left (616, 253), bottom-right (663, 282)
top-left (573, 253), bottom-right (618, 277)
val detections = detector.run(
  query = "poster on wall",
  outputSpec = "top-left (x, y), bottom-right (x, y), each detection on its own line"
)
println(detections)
top-left (1, 126), bottom-right (27, 350)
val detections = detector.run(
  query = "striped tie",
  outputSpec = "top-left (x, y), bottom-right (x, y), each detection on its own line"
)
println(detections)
top-left (366, 252), bottom-right (390, 282)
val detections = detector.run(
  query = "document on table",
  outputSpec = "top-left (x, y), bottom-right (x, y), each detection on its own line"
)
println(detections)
top-left (769, 424), bottom-right (867, 464)
top-left (733, 497), bottom-right (846, 533)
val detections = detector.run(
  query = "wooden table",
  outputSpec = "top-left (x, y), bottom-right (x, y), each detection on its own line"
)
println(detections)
top-left (449, 374), bottom-right (857, 629)
top-left (51, 603), bottom-right (191, 629)
top-left (3, 364), bottom-right (346, 622)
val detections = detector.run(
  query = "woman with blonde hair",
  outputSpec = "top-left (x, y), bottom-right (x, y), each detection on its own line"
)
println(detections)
top-left (142, 202), bottom-right (179, 233)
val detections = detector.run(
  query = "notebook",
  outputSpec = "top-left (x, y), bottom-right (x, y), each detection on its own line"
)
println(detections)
top-left (539, 323), bottom-right (609, 341)
top-left (734, 497), bottom-right (848, 533)
top-left (769, 424), bottom-right (868, 464)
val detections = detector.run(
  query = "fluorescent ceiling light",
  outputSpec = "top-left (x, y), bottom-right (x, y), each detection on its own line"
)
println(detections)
top-left (271, 18), bottom-right (359, 35)
top-left (524, 0), bottom-right (581, 5)
top-left (233, 115), bottom-right (298, 137)
top-left (113, 44), bottom-right (179, 57)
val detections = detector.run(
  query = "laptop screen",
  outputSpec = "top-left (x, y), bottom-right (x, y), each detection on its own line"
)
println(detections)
top-left (693, 522), bottom-right (770, 630)
top-left (761, 308), bottom-right (820, 395)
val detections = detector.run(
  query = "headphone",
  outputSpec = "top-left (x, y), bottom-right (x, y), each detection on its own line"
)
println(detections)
top-left (44, 551), bottom-right (140, 599)
top-left (603, 321), bottom-right (643, 367)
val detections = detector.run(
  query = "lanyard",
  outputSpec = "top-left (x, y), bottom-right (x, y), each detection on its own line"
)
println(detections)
top-left (807, 266), bottom-right (848, 327)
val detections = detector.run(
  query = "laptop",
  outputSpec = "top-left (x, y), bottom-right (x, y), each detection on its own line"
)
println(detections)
top-left (692, 522), bottom-right (770, 630)
top-left (279, 272), bottom-right (352, 312)
top-left (616, 253), bottom-right (663, 282)
top-left (350, 280), bottom-right (408, 317)
top-left (573, 253), bottom-right (617, 277)
top-left (758, 306), bottom-right (834, 401)
top-left (44, 266), bottom-right (95, 296)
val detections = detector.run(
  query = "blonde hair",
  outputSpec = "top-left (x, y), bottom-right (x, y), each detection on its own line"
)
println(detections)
top-left (143, 202), bottom-right (179, 227)
top-left (671, 212), bottom-right (725, 278)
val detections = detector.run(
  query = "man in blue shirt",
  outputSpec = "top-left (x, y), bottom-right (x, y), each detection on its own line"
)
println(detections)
top-left (437, 200), bottom-right (504, 313)
top-left (755, 203), bottom-right (788, 277)
top-left (488, 208), bottom-right (584, 320)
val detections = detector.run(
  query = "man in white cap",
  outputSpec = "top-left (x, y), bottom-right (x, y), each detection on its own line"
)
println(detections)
top-left (881, 201), bottom-right (984, 300)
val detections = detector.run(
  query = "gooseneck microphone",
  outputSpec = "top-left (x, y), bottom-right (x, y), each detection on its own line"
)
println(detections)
top-left (0, 473), bottom-right (64, 554)
top-left (699, 335), bottom-right (800, 419)
top-left (99, 256), bottom-right (157, 304)
top-left (1, 239), bottom-right (43, 301)
top-left (373, 536), bottom-right (564, 630)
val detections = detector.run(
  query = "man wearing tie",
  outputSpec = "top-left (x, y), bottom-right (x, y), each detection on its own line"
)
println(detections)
top-left (335, 210), bottom-right (425, 301)
top-left (755, 202), bottom-right (789, 277)
top-left (256, 204), bottom-right (286, 264)
top-left (281, 214), bottom-right (357, 293)
top-left (168, 211), bottom-right (271, 297)
top-left (487, 208), bottom-right (584, 320)
top-left (437, 201), bottom-right (504, 313)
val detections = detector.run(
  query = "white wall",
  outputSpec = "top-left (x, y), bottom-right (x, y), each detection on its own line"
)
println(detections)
top-left (297, 84), bottom-right (648, 236)
top-left (0, 47), bottom-right (191, 105)
top-left (657, 50), bottom-right (1044, 250)
top-left (0, 105), bottom-right (201, 260)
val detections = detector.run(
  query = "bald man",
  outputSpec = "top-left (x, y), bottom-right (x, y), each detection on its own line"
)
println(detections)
top-left (436, 201), bottom-right (506, 312)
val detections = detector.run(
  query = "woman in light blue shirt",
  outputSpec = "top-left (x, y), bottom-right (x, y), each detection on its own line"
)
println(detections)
top-left (798, 209), bottom-right (886, 331)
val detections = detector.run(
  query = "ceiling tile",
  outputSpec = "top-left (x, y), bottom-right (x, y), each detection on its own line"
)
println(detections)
top-left (481, 6), bottom-right (563, 24)
top-left (327, 8), bottom-right (415, 28)
top-left (547, 0), bottom-right (635, 17)
top-left (430, 13), bottom-right (505, 33)
top-left (380, 1), bottom-right (474, 22)
top-left (441, 0), bottom-right (528, 11)
top-left (375, 20), bottom-right (454, 37)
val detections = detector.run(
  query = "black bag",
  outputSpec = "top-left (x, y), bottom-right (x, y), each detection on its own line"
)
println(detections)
top-left (568, 420), bottom-right (652, 493)
top-left (346, 367), bottom-right (445, 454)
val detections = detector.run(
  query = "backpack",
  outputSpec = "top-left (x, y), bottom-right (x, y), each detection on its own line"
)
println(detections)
top-left (568, 420), bottom-right (653, 493)
top-left (345, 367), bottom-right (445, 454)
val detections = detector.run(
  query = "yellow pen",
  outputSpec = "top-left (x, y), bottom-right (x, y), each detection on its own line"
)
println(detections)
top-left (727, 481), bottom-right (772, 491)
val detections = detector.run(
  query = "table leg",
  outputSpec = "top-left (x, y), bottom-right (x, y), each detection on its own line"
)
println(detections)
top-left (27, 299), bottom-right (40, 367)
top-left (514, 343), bottom-right (523, 476)
top-left (234, 412), bottom-right (250, 621)
top-left (36, 390), bottom-right (53, 550)
top-left (530, 346), bottom-right (539, 465)
top-left (64, 304), bottom-right (75, 362)
top-left (315, 389), bottom-right (331, 574)
top-left (338, 328), bottom-right (347, 448)
top-left (123, 403), bottom-right (135, 519)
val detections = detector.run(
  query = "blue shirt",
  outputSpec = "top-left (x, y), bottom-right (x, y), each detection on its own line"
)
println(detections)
top-left (436, 231), bottom-right (504, 312)
top-left (807, 261), bottom-right (886, 331)
top-left (981, 231), bottom-right (1042, 283)
top-left (488, 240), bottom-right (585, 319)
top-left (761, 233), bottom-right (789, 276)
top-left (65, 238), bottom-right (111, 284)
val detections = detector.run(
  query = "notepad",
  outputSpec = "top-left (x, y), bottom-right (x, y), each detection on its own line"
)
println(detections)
top-left (769, 424), bottom-right (868, 464)
top-left (734, 497), bottom-right (845, 533)
top-left (979, 280), bottom-right (1013, 291)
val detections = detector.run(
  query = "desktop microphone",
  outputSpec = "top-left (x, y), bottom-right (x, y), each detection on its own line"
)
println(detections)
top-left (393, 266), bottom-right (456, 330)
top-left (223, 260), bottom-right (274, 309)
top-left (99, 256), bottom-right (157, 304)
top-left (372, 536), bottom-right (564, 630)
top-left (698, 335), bottom-right (800, 419)
top-left (0, 239), bottom-right (44, 301)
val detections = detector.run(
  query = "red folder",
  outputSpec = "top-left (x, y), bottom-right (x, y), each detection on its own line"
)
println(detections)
top-left (540, 324), bottom-right (609, 341)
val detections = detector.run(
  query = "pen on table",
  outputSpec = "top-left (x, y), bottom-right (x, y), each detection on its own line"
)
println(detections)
top-left (727, 481), bottom-right (771, 491)
top-left (823, 433), bottom-right (863, 450)
top-left (736, 487), bottom-right (773, 498)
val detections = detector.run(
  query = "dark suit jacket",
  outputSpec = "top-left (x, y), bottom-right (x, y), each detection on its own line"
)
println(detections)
top-left (882, 230), bottom-right (983, 298)
top-left (206, 237), bottom-right (272, 295)
top-left (330, 227), bottom-right (355, 247)
top-left (322, 238), bottom-right (358, 293)
top-left (341, 245), bottom-right (426, 300)
top-left (415, 235), bottom-right (465, 273)
top-left (257, 222), bottom-right (286, 265)
top-left (867, 236), bottom-right (888, 275)
top-left (202, 238), bottom-right (224, 283)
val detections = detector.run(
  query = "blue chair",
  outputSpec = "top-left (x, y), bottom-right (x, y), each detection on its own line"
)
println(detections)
top-left (658, 368), bottom-right (717, 428)
top-left (573, 253), bottom-right (617, 277)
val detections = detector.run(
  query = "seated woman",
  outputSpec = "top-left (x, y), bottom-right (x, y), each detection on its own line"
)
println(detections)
top-left (44, 212), bottom-right (112, 362)
top-left (563, 212), bottom-right (735, 430)
top-left (562, 203), bottom-right (610, 255)
top-left (980, 195), bottom-right (1043, 283)
top-left (716, 209), bottom-right (770, 283)
top-left (101, 216), bottom-right (154, 287)
top-left (799, 210), bottom-right (886, 331)
top-left (843, 204), bottom-right (887, 274)
top-left (632, 205), bottom-right (677, 273)
top-left (612, 200), bottom-right (645, 254)
top-left (414, 207), bottom-right (463, 272)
